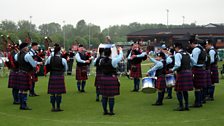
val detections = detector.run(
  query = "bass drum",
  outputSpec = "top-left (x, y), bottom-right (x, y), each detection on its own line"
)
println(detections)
top-left (97, 44), bottom-right (118, 59)
top-left (141, 77), bottom-right (156, 94)
top-left (165, 74), bottom-right (175, 87)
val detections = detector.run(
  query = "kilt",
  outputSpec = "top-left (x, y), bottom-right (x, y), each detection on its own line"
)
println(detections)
top-left (17, 71), bottom-right (32, 91)
top-left (8, 70), bottom-right (18, 89)
top-left (76, 66), bottom-right (88, 80)
top-left (99, 75), bottom-right (120, 97)
top-left (155, 76), bottom-right (166, 90)
top-left (175, 70), bottom-right (193, 91)
top-left (94, 73), bottom-right (103, 87)
top-left (31, 72), bottom-right (38, 83)
top-left (48, 72), bottom-right (66, 94)
top-left (130, 64), bottom-right (142, 78)
top-left (205, 70), bottom-right (212, 87)
top-left (192, 67), bottom-right (207, 89)
top-left (211, 64), bottom-right (219, 84)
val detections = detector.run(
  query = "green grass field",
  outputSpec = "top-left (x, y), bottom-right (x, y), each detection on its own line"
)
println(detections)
top-left (0, 62), bottom-right (224, 126)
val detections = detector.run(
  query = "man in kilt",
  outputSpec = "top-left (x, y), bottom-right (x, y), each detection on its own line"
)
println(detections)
top-left (67, 48), bottom-right (75, 75)
top-left (28, 42), bottom-right (40, 97)
top-left (128, 43), bottom-right (147, 92)
top-left (7, 46), bottom-right (20, 104)
top-left (45, 45), bottom-right (68, 112)
top-left (99, 47), bottom-right (123, 115)
top-left (171, 42), bottom-right (194, 111)
top-left (75, 45), bottom-right (90, 92)
top-left (205, 40), bottom-right (219, 101)
top-left (190, 36), bottom-right (207, 108)
top-left (93, 48), bottom-right (104, 101)
top-left (147, 52), bottom-right (167, 106)
top-left (15, 43), bottom-right (42, 110)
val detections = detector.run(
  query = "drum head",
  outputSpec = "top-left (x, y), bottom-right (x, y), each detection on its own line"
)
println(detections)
top-left (97, 44), bottom-right (118, 58)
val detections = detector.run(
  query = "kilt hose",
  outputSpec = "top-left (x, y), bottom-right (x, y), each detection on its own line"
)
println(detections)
top-left (8, 70), bottom-right (19, 89)
top-left (130, 63), bottom-right (142, 78)
top-left (175, 70), bottom-right (194, 91)
top-left (76, 66), bottom-right (88, 81)
top-left (205, 70), bottom-right (212, 87)
top-left (48, 72), bottom-right (66, 94)
top-left (155, 76), bottom-right (166, 90)
top-left (99, 75), bottom-right (120, 97)
top-left (192, 67), bottom-right (207, 89)
top-left (17, 71), bottom-right (32, 91)
top-left (211, 64), bottom-right (219, 84)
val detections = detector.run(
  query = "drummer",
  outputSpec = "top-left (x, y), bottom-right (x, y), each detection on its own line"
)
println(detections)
top-left (147, 52), bottom-right (166, 106)
top-left (171, 42), bottom-right (194, 111)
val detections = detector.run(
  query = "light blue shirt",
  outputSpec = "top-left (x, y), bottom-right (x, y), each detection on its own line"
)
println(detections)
top-left (209, 47), bottom-right (216, 64)
top-left (14, 52), bottom-right (37, 68)
top-left (165, 54), bottom-right (173, 65)
top-left (147, 57), bottom-right (163, 74)
top-left (29, 48), bottom-right (36, 56)
top-left (127, 51), bottom-right (147, 60)
top-left (45, 55), bottom-right (68, 72)
top-left (75, 52), bottom-right (86, 63)
top-left (112, 51), bottom-right (123, 68)
top-left (191, 45), bottom-right (204, 67)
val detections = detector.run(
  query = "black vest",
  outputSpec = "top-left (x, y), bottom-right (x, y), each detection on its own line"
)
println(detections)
top-left (130, 50), bottom-right (142, 64)
top-left (208, 48), bottom-right (218, 65)
top-left (95, 56), bottom-right (104, 73)
top-left (50, 56), bottom-right (64, 72)
top-left (205, 51), bottom-right (211, 70)
top-left (18, 51), bottom-right (34, 72)
top-left (177, 51), bottom-right (191, 72)
top-left (166, 56), bottom-right (174, 70)
top-left (155, 60), bottom-right (166, 77)
top-left (76, 52), bottom-right (87, 66)
top-left (196, 46), bottom-right (206, 65)
top-left (100, 57), bottom-right (117, 76)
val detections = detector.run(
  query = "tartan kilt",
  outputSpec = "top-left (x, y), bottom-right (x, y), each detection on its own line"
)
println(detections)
top-left (192, 67), bottom-right (207, 89)
top-left (76, 66), bottom-right (88, 80)
top-left (94, 73), bottom-right (103, 87)
top-left (155, 76), bottom-right (166, 90)
top-left (211, 64), bottom-right (219, 84)
top-left (205, 70), bottom-right (212, 86)
top-left (16, 71), bottom-right (32, 91)
top-left (8, 71), bottom-right (18, 89)
top-left (175, 70), bottom-right (194, 91)
top-left (48, 72), bottom-right (66, 94)
top-left (99, 75), bottom-right (120, 97)
top-left (30, 72), bottom-right (38, 83)
top-left (130, 64), bottom-right (142, 78)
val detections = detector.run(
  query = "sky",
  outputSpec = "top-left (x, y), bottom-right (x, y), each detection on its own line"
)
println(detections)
top-left (0, 0), bottom-right (223, 29)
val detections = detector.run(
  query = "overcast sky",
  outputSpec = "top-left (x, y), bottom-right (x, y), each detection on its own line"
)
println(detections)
top-left (0, 0), bottom-right (223, 29)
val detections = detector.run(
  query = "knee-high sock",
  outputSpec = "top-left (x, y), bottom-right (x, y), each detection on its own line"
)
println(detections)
top-left (194, 91), bottom-right (201, 105)
top-left (96, 87), bottom-right (100, 99)
top-left (20, 93), bottom-right (28, 108)
top-left (209, 85), bottom-right (215, 98)
top-left (19, 93), bottom-right (23, 108)
top-left (167, 87), bottom-right (172, 97)
top-left (176, 92), bottom-right (183, 107)
top-left (136, 78), bottom-right (140, 91)
top-left (81, 81), bottom-right (86, 91)
top-left (56, 95), bottom-right (62, 109)
top-left (109, 98), bottom-right (115, 113)
top-left (50, 95), bottom-right (56, 109)
top-left (12, 88), bottom-right (19, 102)
top-left (183, 91), bottom-right (189, 108)
top-left (30, 82), bottom-right (35, 94)
top-left (201, 88), bottom-right (207, 102)
top-left (133, 78), bottom-right (137, 90)
top-left (77, 81), bottom-right (81, 91)
top-left (101, 97), bottom-right (108, 113)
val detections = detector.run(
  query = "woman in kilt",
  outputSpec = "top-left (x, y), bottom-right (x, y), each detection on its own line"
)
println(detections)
top-left (99, 47), bottom-right (123, 115)
top-left (205, 40), bottom-right (219, 101)
top-left (15, 43), bottom-right (41, 110)
top-left (93, 48), bottom-right (104, 101)
top-left (147, 52), bottom-right (166, 106)
top-left (171, 42), bottom-right (194, 111)
top-left (45, 45), bottom-right (68, 112)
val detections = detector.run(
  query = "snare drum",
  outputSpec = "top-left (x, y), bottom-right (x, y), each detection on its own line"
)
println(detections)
top-left (165, 74), bottom-right (175, 87)
top-left (141, 77), bottom-right (156, 93)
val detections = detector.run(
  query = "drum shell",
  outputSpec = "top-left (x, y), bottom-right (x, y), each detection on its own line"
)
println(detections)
top-left (165, 74), bottom-right (175, 87)
top-left (141, 77), bottom-right (156, 94)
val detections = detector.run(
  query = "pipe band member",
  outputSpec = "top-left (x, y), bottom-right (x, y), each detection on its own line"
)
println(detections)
top-left (205, 40), bottom-right (219, 101)
top-left (75, 44), bottom-right (90, 92)
top-left (99, 47), bottom-right (123, 115)
top-left (171, 42), bottom-right (194, 111)
top-left (45, 45), bottom-right (68, 112)
top-left (147, 52), bottom-right (166, 106)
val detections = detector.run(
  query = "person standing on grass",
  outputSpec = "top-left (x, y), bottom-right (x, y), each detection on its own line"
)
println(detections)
top-left (128, 43), bottom-right (147, 92)
top-left (45, 45), bottom-right (68, 112)
top-left (205, 40), bottom-right (219, 101)
top-left (99, 47), bottom-right (123, 115)
top-left (75, 44), bottom-right (90, 92)
top-left (15, 42), bottom-right (42, 110)
top-left (171, 42), bottom-right (194, 111)
top-left (93, 48), bottom-right (104, 102)
top-left (147, 52), bottom-right (166, 106)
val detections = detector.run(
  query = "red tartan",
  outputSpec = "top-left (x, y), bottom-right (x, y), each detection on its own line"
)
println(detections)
top-left (30, 72), bottom-right (38, 82)
top-left (76, 66), bottom-right (88, 80)
top-left (16, 71), bottom-right (32, 91)
top-left (192, 67), bottom-right (207, 89)
top-left (130, 64), bottom-right (142, 78)
top-left (94, 73), bottom-right (103, 87)
top-left (155, 76), bottom-right (166, 90)
top-left (8, 71), bottom-right (18, 89)
top-left (211, 64), bottom-right (219, 84)
top-left (175, 70), bottom-right (194, 91)
top-left (48, 72), bottom-right (66, 94)
top-left (205, 70), bottom-right (212, 86)
top-left (99, 75), bottom-right (120, 97)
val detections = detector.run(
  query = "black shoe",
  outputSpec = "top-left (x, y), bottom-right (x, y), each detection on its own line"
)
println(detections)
top-left (131, 89), bottom-right (136, 92)
top-left (96, 99), bottom-right (100, 102)
top-left (29, 94), bottom-right (34, 97)
top-left (165, 96), bottom-right (172, 99)
top-left (51, 108), bottom-right (57, 112)
top-left (81, 90), bottom-right (85, 93)
top-left (202, 100), bottom-right (206, 104)
top-left (109, 112), bottom-right (115, 115)
top-left (33, 93), bottom-right (39, 96)
top-left (103, 112), bottom-right (109, 115)
top-left (152, 102), bottom-right (163, 106)
top-left (56, 108), bottom-right (64, 112)
top-left (190, 104), bottom-right (201, 108)
top-left (173, 107), bottom-right (184, 111)
top-left (20, 107), bottom-right (32, 110)
top-left (13, 101), bottom-right (20, 105)
top-left (184, 108), bottom-right (190, 111)
top-left (206, 97), bottom-right (214, 101)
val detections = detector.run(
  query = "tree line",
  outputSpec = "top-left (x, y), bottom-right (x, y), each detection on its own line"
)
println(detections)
top-left (0, 19), bottom-right (198, 50)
